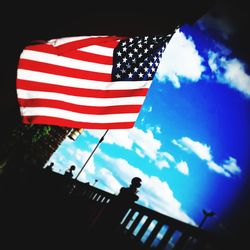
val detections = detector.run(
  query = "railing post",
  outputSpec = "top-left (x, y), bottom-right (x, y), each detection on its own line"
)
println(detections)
top-left (121, 208), bottom-right (136, 228)
top-left (157, 227), bottom-right (176, 250)
top-left (135, 217), bottom-right (153, 241)
top-left (127, 212), bottom-right (144, 235)
top-left (173, 233), bottom-right (190, 250)
top-left (144, 221), bottom-right (163, 247)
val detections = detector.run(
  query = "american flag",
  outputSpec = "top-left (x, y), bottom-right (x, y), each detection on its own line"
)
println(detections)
top-left (16, 34), bottom-right (173, 129)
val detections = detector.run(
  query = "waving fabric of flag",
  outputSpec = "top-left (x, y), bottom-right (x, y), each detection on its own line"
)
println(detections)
top-left (16, 34), bottom-right (173, 129)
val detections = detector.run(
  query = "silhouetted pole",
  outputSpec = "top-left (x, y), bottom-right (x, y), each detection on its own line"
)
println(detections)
top-left (185, 209), bottom-right (216, 249)
top-left (199, 209), bottom-right (216, 228)
top-left (68, 129), bottom-right (109, 195)
top-left (93, 179), bottom-right (98, 187)
top-left (75, 129), bottom-right (109, 181)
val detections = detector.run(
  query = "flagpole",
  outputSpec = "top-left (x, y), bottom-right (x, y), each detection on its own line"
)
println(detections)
top-left (68, 129), bottom-right (109, 195)
top-left (75, 129), bottom-right (109, 181)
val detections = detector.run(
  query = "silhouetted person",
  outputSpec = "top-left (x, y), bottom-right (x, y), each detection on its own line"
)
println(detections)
top-left (113, 177), bottom-right (142, 214)
top-left (64, 165), bottom-right (76, 179)
top-left (92, 177), bottom-right (142, 241)
top-left (62, 165), bottom-right (76, 195)
top-left (44, 162), bottom-right (54, 172)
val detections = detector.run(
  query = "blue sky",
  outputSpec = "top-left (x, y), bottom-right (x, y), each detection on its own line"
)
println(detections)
top-left (45, 18), bottom-right (250, 233)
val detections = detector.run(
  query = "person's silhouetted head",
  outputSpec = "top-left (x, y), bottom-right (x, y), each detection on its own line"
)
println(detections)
top-left (45, 162), bottom-right (54, 171)
top-left (70, 165), bottom-right (76, 172)
top-left (131, 177), bottom-right (142, 188)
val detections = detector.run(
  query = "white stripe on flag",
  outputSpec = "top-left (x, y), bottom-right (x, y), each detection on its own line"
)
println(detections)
top-left (78, 46), bottom-right (114, 57)
top-left (20, 107), bottom-right (139, 123)
top-left (17, 69), bottom-right (151, 90)
top-left (20, 50), bottom-right (112, 73)
top-left (17, 89), bottom-right (146, 106)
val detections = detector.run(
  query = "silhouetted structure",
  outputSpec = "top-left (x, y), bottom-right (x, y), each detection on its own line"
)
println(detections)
top-left (64, 165), bottom-right (76, 179)
top-left (0, 124), bottom-right (71, 199)
top-left (111, 177), bottom-right (142, 226)
top-left (0, 124), bottom-right (71, 174)
top-left (93, 177), bottom-right (142, 237)
top-left (1, 165), bottom-right (224, 250)
top-left (199, 209), bottom-right (216, 228)
top-left (44, 162), bottom-right (54, 172)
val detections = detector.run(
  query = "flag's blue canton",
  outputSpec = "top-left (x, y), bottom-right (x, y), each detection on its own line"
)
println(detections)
top-left (112, 35), bottom-right (172, 81)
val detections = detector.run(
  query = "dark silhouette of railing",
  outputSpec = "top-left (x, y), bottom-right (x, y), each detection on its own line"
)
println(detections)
top-left (0, 163), bottom-right (226, 250)
top-left (22, 170), bottom-right (219, 249)
top-left (66, 178), bottom-right (218, 250)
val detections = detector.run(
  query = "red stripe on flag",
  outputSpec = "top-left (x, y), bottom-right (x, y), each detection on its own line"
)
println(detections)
top-left (54, 36), bottom-right (125, 55)
top-left (24, 46), bottom-right (113, 64)
top-left (18, 59), bottom-right (111, 82)
top-left (22, 116), bottom-right (135, 129)
top-left (18, 98), bottom-right (142, 114)
top-left (25, 44), bottom-right (57, 54)
top-left (17, 80), bottom-right (148, 98)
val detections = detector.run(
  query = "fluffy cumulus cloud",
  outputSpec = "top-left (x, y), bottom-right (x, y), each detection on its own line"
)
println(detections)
top-left (155, 24), bottom-right (250, 97)
top-left (97, 151), bottom-right (196, 225)
top-left (172, 137), bottom-right (212, 161)
top-left (172, 136), bottom-right (241, 178)
top-left (222, 157), bottom-right (241, 175)
top-left (87, 127), bottom-right (163, 162)
top-left (47, 151), bottom-right (69, 174)
top-left (97, 168), bottom-right (122, 194)
top-left (130, 128), bottom-right (162, 160)
top-left (176, 161), bottom-right (189, 175)
top-left (155, 160), bottom-right (170, 170)
top-left (48, 142), bottom-right (97, 182)
top-left (87, 127), bottom-right (176, 171)
top-left (208, 51), bottom-right (250, 98)
top-left (156, 29), bottom-right (205, 88)
top-left (87, 129), bottom-right (133, 150)
top-left (160, 152), bottom-right (175, 163)
top-left (75, 149), bottom-right (96, 174)
top-left (207, 161), bottom-right (230, 177)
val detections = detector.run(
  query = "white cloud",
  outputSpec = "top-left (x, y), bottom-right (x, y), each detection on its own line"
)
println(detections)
top-left (172, 136), bottom-right (241, 178)
top-left (87, 127), bottom-right (176, 172)
top-left (208, 51), bottom-right (250, 98)
top-left (130, 128), bottom-right (161, 160)
top-left (51, 144), bottom-right (97, 179)
top-left (147, 106), bottom-right (152, 112)
top-left (155, 151), bottom-right (176, 170)
top-left (75, 149), bottom-right (95, 174)
top-left (208, 51), bottom-right (218, 72)
top-left (98, 151), bottom-right (145, 185)
top-left (156, 126), bottom-right (161, 134)
top-left (222, 157), bottom-right (241, 175)
top-left (156, 29), bottom-right (205, 88)
top-left (172, 137), bottom-right (212, 161)
top-left (77, 170), bottom-right (88, 183)
top-left (155, 160), bottom-right (170, 170)
top-left (87, 127), bottom-right (161, 161)
top-left (135, 148), bottom-right (145, 158)
top-left (207, 161), bottom-right (230, 177)
top-left (176, 161), bottom-right (189, 175)
top-left (87, 129), bottom-right (133, 150)
top-left (97, 151), bottom-right (196, 225)
top-left (98, 168), bottom-right (122, 194)
top-left (224, 59), bottom-right (250, 97)
top-left (160, 152), bottom-right (175, 162)
top-left (66, 147), bottom-right (75, 156)
top-left (47, 151), bottom-right (68, 174)
top-left (140, 176), bottom-right (196, 225)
